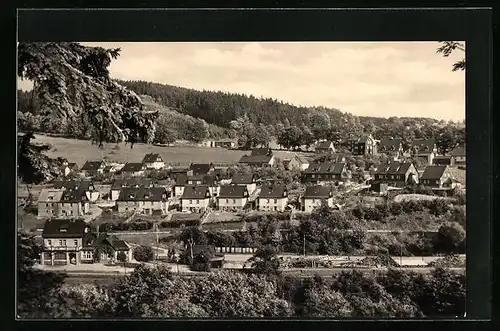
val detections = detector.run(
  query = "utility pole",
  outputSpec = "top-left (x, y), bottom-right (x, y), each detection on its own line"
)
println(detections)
top-left (303, 233), bottom-right (306, 257)
top-left (155, 223), bottom-right (159, 267)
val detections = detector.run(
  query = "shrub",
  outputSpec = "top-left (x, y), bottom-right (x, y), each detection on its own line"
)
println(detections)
top-left (132, 245), bottom-right (155, 262)
top-left (117, 251), bottom-right (127, 263)
top-left (434, 222), bottom-right (466, 254)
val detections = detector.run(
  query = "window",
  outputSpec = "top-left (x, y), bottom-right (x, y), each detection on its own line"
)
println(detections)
top-left (83, 251), bottom-right (93, 259)
top-left (59, 240), bottom-right (63, 246)
top-left (47, 240), bottom-right (52, 246)
top-left (74, 240), bottom-right (78, 246)
top-left (274, 199), bottom-right (277, 203)
top-left (232, 199), bottom-right (236, 204)
top-left (226, 199), bottom-right (229, 203)
top-left (312, 199), bottom-right (315, 203)
top-left (267, 199), bottom-right (270, 203)
top-left (46, 203), bottom-right (49, 207)
top-left (196, 200), bottom-right (199, 205)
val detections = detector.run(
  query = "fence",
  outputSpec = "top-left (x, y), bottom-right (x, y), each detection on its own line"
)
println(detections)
top-left (216, 247), bottom-right (257, 254)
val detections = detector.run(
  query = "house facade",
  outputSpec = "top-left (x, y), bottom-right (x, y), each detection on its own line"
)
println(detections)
top-left (110, 178), bottom-right (154, 201)
top-left (303, 162), bottom-right (347, 184)
top-left (451, 146), bottom-right (466, 165)
top-left (302, 185), bottom-right (334, 213)
top-left (342, 134), bottom-right (377, 156)
top-left (81, 160), bottom-right (106, 176)
top-left (53, 180), bottom-right (99, 202)
top-left (38, 182), bottom-right (92, 218)
top-left (189, 163), bottom-right (215, 176)
top-left (217, 185), bottom-right (249, 212)
top-left (121, 163), bottom-right (146, 177)
top-left (180, 186), bottom-right (211, 213)
top-left (174, 174), bottom-right (219, 198)
top-left (283, 155), bottom-right (310, 171)
top-left (142, 153), bottom-right (165, 170)
top-left (315, 141), bottom-right (336, 154)
top-left (116, 187), bottom-right (169, 215)
top-left (238, 148), bottom-right (276, 168)
top-left (377, 138), bottom-right (404, 161)
top-left (37, 189), bottom-right (64, 218)
top-left (258, 184), bottom-right (288, 212)
top-left (230, 174), bottom-right (257, 194)
top-left (373, 162), bottom-right (419, 187)
top-left (410, 139), bottom-right (437, 166)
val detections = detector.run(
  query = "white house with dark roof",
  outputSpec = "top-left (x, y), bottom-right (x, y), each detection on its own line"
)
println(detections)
top-left (315, 141), bottom-right (336, 154)
top-left (121, 162), bottom-right (146, 177)
top-left (180, 186), bottom-right (211, 213)
top-left (420, 165), bottom-right (460, 188)
top-left (38, 181), bottom-right (93, 218)
top-left (410, 139), bottom-right (437, 165)
top-left (450, 146), bottom-right (466, 165)
top-left (81, 160), bottom-right (106, 177)
top-left (230, 174), bottom-right (257, 194)
top-left (302, 185), bottom-right (334, 212)
top-left (342, 134), bottom-right (377, 156)
top-left (303, 162), bottom-right (347, 184)
top-left (373, 162), bottom-right (419, 188)
top-left (217, 185), bottom-right (249, 212)
top-left (238, 148), bottom-right (276, 168)
top-left (116, 187), bottom-right (169, 215)
top-left (189, 163), bottom-right (214, 176)
top-left (110, 178), bottom-right (154, 201)
top-left (258, 184), bottom-right (288, 212)
top-left (142, 153), bottom-right (165, 170)
top-left (377, 138), bottom-right (404, 161)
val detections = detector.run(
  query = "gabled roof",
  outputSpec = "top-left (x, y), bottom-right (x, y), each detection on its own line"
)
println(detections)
top-left (303, 185), bottom-right (332, 199)
top-left (82, 232), bottom-right (130, 251)
top-left (316, 141), bottom-right (334, 149)
top-left (117, 187), bottom-right (168, 201)
top-left (111, 178), bottom-right (153, 190)
top-left (376, 162), bottom-right (412, 175)
top-left (450, 146), bottom-right (466, 157)
top-left (411, 139), bottom-right (436, 154)
top-left (378, 138), bottom-right (403, 152)
top-left (218, 185), bottom-right (248, 198)
top-left (239, 154), bottom-right (273, 165)
top-left (174, 174), bottom-right (189, 186)
top-left (304, 162), bottom-right (346, 175)
top-left (231, 174), bottom-right (254, 184)
top-left (190, 163), bottom-right (213, 175)
top-left (122, 162), bottom-right (145, 172)
top-left (42, 218), bottom-right (91, 238)
top-left (345, 134), bottom-right (372, 144)
top-left (420, 165), bottom-right (448, 180)
top-left (53, 180), bottom-right (94, 191)
top-left (81, 160), bottom-right (105, 171)
top-left (142, 153), bottom-right (164, 163)
top-left (259, 184), bottom-right (287, 198)
top-left (38, 189), bottom-right (64, 203)
top-left (181, 185), bottom-right (211, 199)
top-left (60, 184), bottom-right (90, 203)
top-left (251, 148), bottom-right (273, 156)
top-left (187, 175), bottom-right (216, 186)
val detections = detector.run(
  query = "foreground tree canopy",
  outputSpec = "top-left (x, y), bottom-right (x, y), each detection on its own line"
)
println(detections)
top-left (17, 42), bottom-right (159, 184)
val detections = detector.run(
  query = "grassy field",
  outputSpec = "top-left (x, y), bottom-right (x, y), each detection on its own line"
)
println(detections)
top-left (31, 134), bottom-right (313, 167)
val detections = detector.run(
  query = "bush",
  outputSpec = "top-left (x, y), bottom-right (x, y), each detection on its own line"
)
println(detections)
top-left (117, 251), bottom-right (127, 263)
top-left (132, 245), bottom-right (155, 262)
top-left (434, 222), bottom-right (466, 254)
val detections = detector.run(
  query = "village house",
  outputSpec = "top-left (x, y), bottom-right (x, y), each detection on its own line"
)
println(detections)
top-left (81, 160), bottom-right (106, 177)
top-left (328, 153), bottom-right (347, 163)
top-left (121, 162), bottom-right (146, 177)
top-left (303, 162), bottom-right (347, 184)
top-left (189, 163), bottom-right (215, 176)
top-left (315, 141), bottom-right (336, 154)
top-left (110, 178), bottom-right (154, 201)
top-left (169, 167), bottom-right (189, 181)
top-left (342, 134), bottom-right (377, 156)
top-left (433, 155), bottom-right (455, 166)
top-left (373, 162), bottom-right (419, 188)
top-left (53, 180), bottom-right (100, 202)
top-left (302, 185), bottom-right (334, 213)
top-left (230, 173), bottom-right (257, 194)
top-left (217, 185), bottom-right (249, 212)
top-left (37, 189), bottom-right (64, 218)
top-left (180, 185), bottom-right (211, 213)
top-left (174, 174), bottom-right (219, 197)
top-left (450, 146), bottom-right (466, 165)
top-left (142, 153), bottom-right (165, 170)
top-left (61, 163), bottom-right (78, 176)
top-left (38, 181), bottom-right (92, 218)
top-left (40, 219), bottom-right (132, 265)
top-left (410, 139), bottom-right (437, 165)
top-left (213, 138), bottom-right (237, 149)
top-left (377, 138), bottom-right (405, 161)
top-left (238, 148), bottom-right (276, 168)
top-left (116, 187), bottom-right (169, 215)
top-left (420, 165), bottom-right (461, 189)
top-left (283, 155), bottom-right (310, 171)
top-left (258, 184), bottom-right (288, 212)
top-left (103, 163), bottom-right (125, 174)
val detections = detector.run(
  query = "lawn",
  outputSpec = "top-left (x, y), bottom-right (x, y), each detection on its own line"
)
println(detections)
top-left (30, 134), bottom-right (313, 167)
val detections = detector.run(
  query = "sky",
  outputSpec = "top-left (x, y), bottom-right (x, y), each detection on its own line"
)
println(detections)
top-left (17, 42), bottom-right (465, 121)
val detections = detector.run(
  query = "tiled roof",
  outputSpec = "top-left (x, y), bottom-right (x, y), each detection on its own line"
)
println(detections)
top-left (187, 175), bottom-right (216, 186)
top-left (251, 148), bottom-right (273, 156)
top-left (411, 139), bottom-right (436, 154)
top-left (239, 154), bottom-right (273, 164)
top-left (345, 135), bottom-right (372, 144)
top-left (316, 141), bottom-right (334, 149)
top-left (81, 160), bottom-right (104, 171)
top-left (303, 185), bottom-right (332, 198)
top-left (304, 162), bottom-right (346, 175)
top-left (378, 138), bottom-right (403, 152)
top-left (82, 233), bottom-right (130, 251)
top-left (111, 178), bottom-right (153, 190)
top-left (174, 174), bottom-right (189, 186)
top-left (38, 189), bottom-right (64, 202)
top-left (420, 165), bottom-right (448, 180)
top-left (53, 180), bottom-right (94, 191)
top-left (190, 163), bottom-right (213, 175)
top-left (122, 162), bottom-right (145, 172)
top-left (259, 184), bottom-right (287, 198)
top-left (60, 184), bottom-right (89, 203)
top-left (143, 153), bottom-right (163, 163)
top-left (117, 187), bottom-right (168, 201)
top-left (231, 174), bottom-right (254, 184)
top-left (218, 185), bottom-right (248, 198)
top-left (42, 218), bottom-right (91, 238)
top-left (376, 162), bottom-right (412, 175)
top-left (181, 185), bottom-right (211, 199)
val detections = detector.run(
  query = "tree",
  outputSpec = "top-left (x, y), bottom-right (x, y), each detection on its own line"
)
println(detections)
top-left (309, 112), bottom-right (331, 139)
top-left (254, 123), bottom-right (271, 147)
top-left (17, 42), bottom-right (159, 184)
top-left (434, 222), bottom-right (466, 254)
top-left (117, 251), bottom-right (127, 263)
top-left (246, 245), bottom-right (281, 276)
top-left (132, 245), bottom-right (155, 262)
top-left (303, 285), bottom-right (353, 317)
top-left (436, 41), bottom-right (465, 71)
top-left (154, 115), bottom-right (178, 145)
